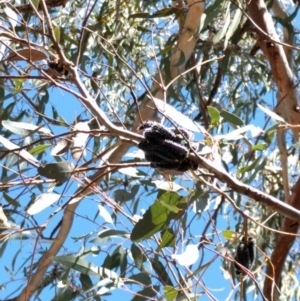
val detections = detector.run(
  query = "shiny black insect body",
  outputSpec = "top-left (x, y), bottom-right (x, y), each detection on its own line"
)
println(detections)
top-left (234, 236), bottom-right (256, 276)
top-left (138, 122), bottom-right (198, 172)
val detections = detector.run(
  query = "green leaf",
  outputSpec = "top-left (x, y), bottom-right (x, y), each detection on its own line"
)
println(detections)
top-left (150, 257), bottom-right (173, 286)
top-left (207, 106), bottom-right (220, 125)
top-left (80, 273), bottom-right (93, 291)
top-left (53, 26), bottom-right (61, 43)
top-left (30, 144), bottom-right (51, 156)
top-left (131, 285), bottom-right (159, 301)
top-left (2, 120), bottom-right (51, 136)
top-left (90, 229), bottom-right (130, 243)
top-left (131, 243), bottom-right (146, 270)
top-left (31, 0), bottom-right (40, 10)
top-left (131, 192), bottom-right (187, 242)
top-left (212, 1), bottom-right (231, 45)
top-left (127, 273), bottom-right (152, 286)
top-left (159, 228), bottom-right (175, 249)
top-left (251, 143), bottom-right (267, 151)
top-left (224, 7), bottom-right (243, 49)
top-left (238, 156), bottom-right (265, 173)
top-left (159, 200), bottom-right (179, 213)
top-left (222, 229), bottom-right (233, 240)
top-left (220, 110), bottom-right (244, 126)
top-left (164, 286), bottom-right (178, 301)
top-left (52, 255), bottom-right (123, 286)
top-left (27, 193), bottom-right (61, 215)
top-left (128, 12), bottom-right (151, 19)
top-left (152, 97), bottom-right (204, 133)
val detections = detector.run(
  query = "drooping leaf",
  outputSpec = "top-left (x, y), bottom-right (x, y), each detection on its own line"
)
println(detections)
top-left (4, 6), bottom-right (18, 28)
top-left (131, 192), bottom-right (187, 242)
top-left (212, 1), bottom-right (231, 45)
top-left (163, 286), bottom-right (178, 301)
top-left (171, 244), bottom-right (199, 266)
top-left (127, 273), bottom-right (152, 286)
top-left (131, 243), bottom-right (146, 270)
top-left (98, 205), bottom-right (113, 224)
top-left (90, 229), bottom-right (130, 243)
top-left (150, 257), bottom-right (173, 286)
top-left (131, 285), bottom-right (159, 301)
top-left (52, 255), bottom-right (123, 287)
top-left (159, 228), bottom-right (175, 249)
top-left (2, 120), bottom-right (51, 136)
top-left (257, 103), bottom-right (285, 123)
top-left (27, 193), bottom-right (61, 215)
top-left (0, 135), bottom-right (40, 164)
top-left (51, 139), bottom-right (70, 156)
top-left (207, 106), bottom-right (220, 125)
top-left (224, 7), bottom-right (243, 49)
top-left (220, 110), bottom-right (244, 126)
top-left (152, 97), bottom-right (204, 133)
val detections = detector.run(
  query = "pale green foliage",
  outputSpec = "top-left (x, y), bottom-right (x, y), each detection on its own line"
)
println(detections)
top-left (0, 0), bottom-right (300, 301)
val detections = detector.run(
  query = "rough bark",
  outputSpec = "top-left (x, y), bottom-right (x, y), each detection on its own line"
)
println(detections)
top-left (246, 1), bottom-right (300, 300)
top-left (262, 178), bottom-right (300, 301)
top-left (246, 0), bottom-right (300, 137)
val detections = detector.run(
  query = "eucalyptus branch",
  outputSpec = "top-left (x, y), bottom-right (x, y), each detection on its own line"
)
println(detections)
top-left (191, 154), bottom-right (300, 222)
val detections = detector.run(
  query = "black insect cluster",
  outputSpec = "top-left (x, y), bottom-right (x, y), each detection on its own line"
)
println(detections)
top-left (234, 236), bottom-right (256, 276)
top-left (138, 121), bottom-right (198, 172)
top-left (48, 56), bottom-right (69, 76)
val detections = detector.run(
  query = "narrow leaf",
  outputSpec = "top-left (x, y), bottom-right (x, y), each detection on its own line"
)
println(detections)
top-left (257, 103), bottom-right (285, 122)
top-left (212, 2), bottom-right (231, 45)
top-left (27, 193), bottom-right (61, 215)
top-left (152, 97), bottom-right (204, 132)
top-left (0, 135), bottom-right (40, 164)
top-left (220, 110), bottom-right (244, 126)
top-left (2, 120), bottom-right (51, 136)
top-left (98, 205), bottom-right (113, 224)
top-left (207, 106), bottom-right (220, 125)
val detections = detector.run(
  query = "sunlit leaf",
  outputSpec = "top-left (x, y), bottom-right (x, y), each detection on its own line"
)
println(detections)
top-left (90, 229), bottom-right (130, 243)
top-left (222, 229), bottom-right (234, 240)
top-left (164, 286), bottom-right (178, 301)
top-left (159, 228), bottom-right (175, 249)
top-left (224, 7), bottom-right (243, 49)
top-left (2, 120), bottom-right (51, 136)
top-left (152, 180), bottom-right (184, 192)
top-left (52, 255), bottom-right (123, 287)
top-left (212, 2), bottom-right (231, 45)
top-left (171, 244), bottom-right (199, 266)
top-left (27, 193), bottom-right (61, 215)
top-left (4, 6), bottom-right (18, 28)
top-left (207, 106), bottom-right (220, 125)
top-left (0, 135), bottom-right (40, 164)
top-left (220, 110), bottom-right (244, 126)
top-left (131, 192), bottom-right (187, 242)
top-left (152, 97), bottom-right (204, 132)
top-left (98, 205), bottom-right (113, 224)
top-left (257, 103), bottom-right (285, 123)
